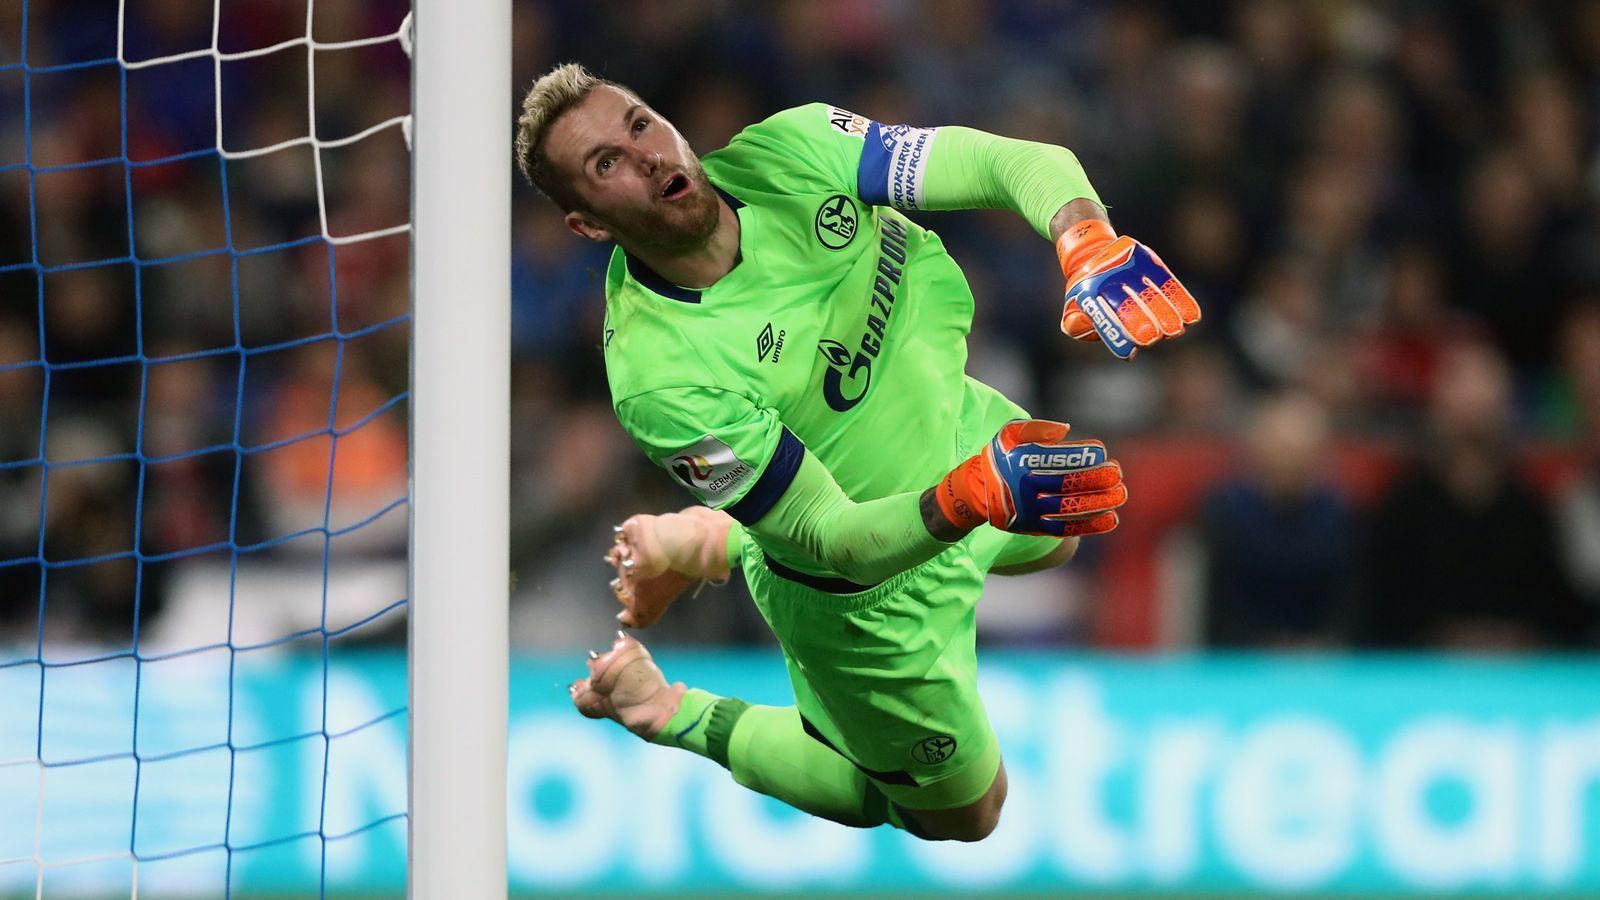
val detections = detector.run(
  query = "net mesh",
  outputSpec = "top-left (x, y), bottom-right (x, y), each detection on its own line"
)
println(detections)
top-left (0, 1), bottom-right (413, 894)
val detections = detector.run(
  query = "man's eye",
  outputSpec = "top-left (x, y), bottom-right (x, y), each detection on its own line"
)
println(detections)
top-left (633, 118), bottom-right (648, 134)
top-left (598, 157), bottom-right (613, 173)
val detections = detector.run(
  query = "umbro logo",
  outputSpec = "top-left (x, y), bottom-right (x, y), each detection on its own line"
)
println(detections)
top-left (757, 322), bottom-right (785, 363)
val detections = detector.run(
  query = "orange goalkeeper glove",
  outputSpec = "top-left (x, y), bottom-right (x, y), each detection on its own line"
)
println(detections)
top-left (1057, 219), bottom-right (1200, 360)
top-left (934, 419), bottom-right (1127, 538)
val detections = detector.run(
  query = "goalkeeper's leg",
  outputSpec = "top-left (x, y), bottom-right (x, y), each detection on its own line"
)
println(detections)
top-left (571, 634), bottom-right (997, 838)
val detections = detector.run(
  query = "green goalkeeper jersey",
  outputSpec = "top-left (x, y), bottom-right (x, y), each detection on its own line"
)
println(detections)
top-left (603, 103), bottom-right (1098, 578)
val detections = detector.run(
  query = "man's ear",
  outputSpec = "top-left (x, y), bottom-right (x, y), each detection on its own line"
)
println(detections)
top-left (566, 210), bottom-right (611, 243)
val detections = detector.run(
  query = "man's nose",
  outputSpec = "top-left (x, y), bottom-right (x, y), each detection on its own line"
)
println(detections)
top-left (640, 149), bottom-right (662, 176)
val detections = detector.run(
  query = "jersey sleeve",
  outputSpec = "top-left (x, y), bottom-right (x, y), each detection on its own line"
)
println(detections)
top-left (727, 102), bottom-right (940, 210)
top-left (618, 387), bottom-right (964, 585)
top-left (615, 386), bottom-right (804, 525)
top-left (735, 104), bottom-right (1097, 235)
top-left (919, 126), bottom-right (1101, 238)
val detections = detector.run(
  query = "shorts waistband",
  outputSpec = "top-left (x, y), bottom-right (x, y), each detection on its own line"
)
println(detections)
top-left (762, 555), bottom-right (881, 594)
top-left (749, 546), bottom-right (950, 611)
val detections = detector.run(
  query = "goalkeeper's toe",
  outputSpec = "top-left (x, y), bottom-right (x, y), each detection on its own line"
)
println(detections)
top-left (569, 632), bottom-right (686, 741)
top-left (608, 514), bottom-right (694, 628)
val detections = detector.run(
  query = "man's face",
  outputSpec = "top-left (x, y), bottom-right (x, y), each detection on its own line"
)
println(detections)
top-left (544, 85), bottom-right (720, 253)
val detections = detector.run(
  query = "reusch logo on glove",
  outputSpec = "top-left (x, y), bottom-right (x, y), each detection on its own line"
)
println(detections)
top-left (1081, 294), bottom-right (1134, 357)
top-left (1017, 447), bottom-right (1105, 469)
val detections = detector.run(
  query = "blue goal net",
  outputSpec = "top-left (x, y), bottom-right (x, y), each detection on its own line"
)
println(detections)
top-left (0, 2), bottom-right (413, 894)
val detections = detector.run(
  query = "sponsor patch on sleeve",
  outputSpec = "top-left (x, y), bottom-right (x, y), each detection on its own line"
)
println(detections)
top-left (826, 106), bottom-right (872, 138)
top-left (660, 435), bottom-right (758, 506)
top-left (856, 121), bottom-right (938, 210)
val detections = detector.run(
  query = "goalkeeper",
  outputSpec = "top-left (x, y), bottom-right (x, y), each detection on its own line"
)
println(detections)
top-left (515, 63), bottom-right (1199, 841)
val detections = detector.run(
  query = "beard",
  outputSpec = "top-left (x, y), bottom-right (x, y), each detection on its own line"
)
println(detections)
top-left (599, 161), bottom-right (722, 255)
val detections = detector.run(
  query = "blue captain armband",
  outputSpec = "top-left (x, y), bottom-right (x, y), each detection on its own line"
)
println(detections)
top-left (724, 427), bottom-right (805, 525)
top-left (855, 119), bottom-right (939, 210)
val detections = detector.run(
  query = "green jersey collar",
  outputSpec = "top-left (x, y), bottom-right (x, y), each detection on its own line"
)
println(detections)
top-left (622, 185), bottom-right (745, 305)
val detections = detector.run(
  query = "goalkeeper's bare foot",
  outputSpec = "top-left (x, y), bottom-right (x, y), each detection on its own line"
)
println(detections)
top-left (607, 506), bottom-right (730, 628)
top-left (608, 514), bottom-right (695, 628)
top-left (569, 632), bottom-right (685, 740)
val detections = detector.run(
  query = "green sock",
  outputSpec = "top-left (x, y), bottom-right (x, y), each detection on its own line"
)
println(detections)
top-left (655, 691), bottom-right (915, 832)
top-left (651, 688), bottom-right (723, 757)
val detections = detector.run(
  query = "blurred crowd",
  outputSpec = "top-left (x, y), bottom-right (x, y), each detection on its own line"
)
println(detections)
top-left (3, 0), bottom-right (1598, 653)
top-left (0, 0), bottom-right (412, 646)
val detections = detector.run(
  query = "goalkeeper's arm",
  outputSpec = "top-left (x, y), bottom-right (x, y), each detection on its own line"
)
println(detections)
top-left (918, 125), bottom-right (1105, 241)
top-left (916, 126), bottom-right (1201, 356)
top-left (615, 455), bottom-right (958, 591)
top-left (632, 423), bottom-right (1127, 589)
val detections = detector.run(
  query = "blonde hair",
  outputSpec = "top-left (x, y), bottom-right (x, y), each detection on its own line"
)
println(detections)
top-left (514, 62), bottom-right (636, 211)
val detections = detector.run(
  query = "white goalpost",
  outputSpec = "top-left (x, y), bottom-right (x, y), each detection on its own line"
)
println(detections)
top-left (409, 0), bottom-right (511, 896)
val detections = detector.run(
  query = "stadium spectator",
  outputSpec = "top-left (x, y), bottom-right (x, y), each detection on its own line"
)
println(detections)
top-left (1159, 185), bottom-right (1249, 327)
top-left (1555, 302), bottom-right (1600, 634)
top-left (1561, 418), bottom-right (1600, 638)
top-left (1356, 341), bottom-right (1587, 650)
top-left (1160, 340), bottom-right (1245, 434)
top-left (1197, 390), bottom-right (1354, 648)
top-left (1230, 256), bottom-right (1324, 389)
top-left (1450, 147), bottom-right (1565, 374)
top-left (0, 316), bottom-right (42, 634)
top-left (1355, 243), bottom-right (1485, 422)
top-left (35, 419), bottom-right (146, 644)
top-left (140, 345), bottom-right (267, 557)
top-left (254, 346), bottom-right (407, 553)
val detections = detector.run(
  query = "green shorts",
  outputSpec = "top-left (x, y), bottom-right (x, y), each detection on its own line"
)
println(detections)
top-left (742, 525), bottom-right (1060, 810)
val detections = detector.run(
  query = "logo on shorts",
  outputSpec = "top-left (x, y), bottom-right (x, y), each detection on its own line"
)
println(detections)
top-left (815, 194), bottom-right (858, 250)
top-left (912, 735), bottom-right (957, 765)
